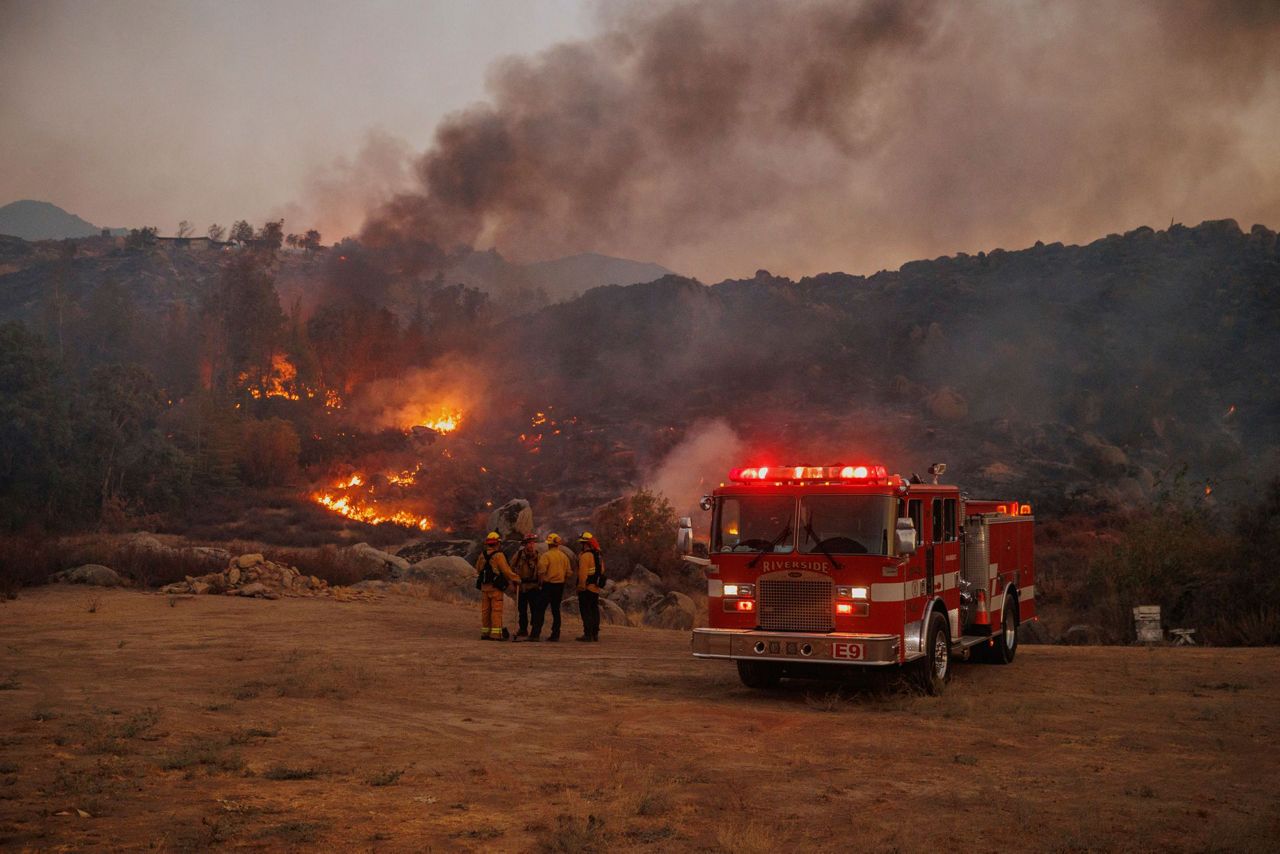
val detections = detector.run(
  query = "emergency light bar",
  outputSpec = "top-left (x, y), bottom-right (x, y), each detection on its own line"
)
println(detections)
top-left (728, 464), bottom-right (889, 483)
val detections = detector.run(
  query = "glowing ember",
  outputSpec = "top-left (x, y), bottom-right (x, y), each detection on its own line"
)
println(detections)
top-left (241, 353), bottom-right (299, 401)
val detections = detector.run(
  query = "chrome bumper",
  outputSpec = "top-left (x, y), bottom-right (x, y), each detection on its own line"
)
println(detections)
top-left (691, 628), bottom-right (901, 666)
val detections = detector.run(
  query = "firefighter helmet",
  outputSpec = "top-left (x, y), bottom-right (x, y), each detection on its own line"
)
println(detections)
top-left (546, 533), bottom-right (561, 544)
top-left (579, 532), bottom-right (595, 542)
top-left (484, 531), bottom-right (501, 543)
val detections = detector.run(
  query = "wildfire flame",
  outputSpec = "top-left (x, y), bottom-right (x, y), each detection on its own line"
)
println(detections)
top-left (402, 406), bottom-right (462, 434)
top-left (311, 471), bottom-right (432, 531)
top-left (239, 353), bottom-right (342, 408)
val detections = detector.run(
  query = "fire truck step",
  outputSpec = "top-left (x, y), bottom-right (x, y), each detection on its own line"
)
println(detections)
top-left (956, 635), bottom-right (993, 650)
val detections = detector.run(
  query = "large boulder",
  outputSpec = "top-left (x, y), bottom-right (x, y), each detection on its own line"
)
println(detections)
top-left (487, 499), bottom-right (533, 539)
top-left (347, 543), bottom-right (411, 579)
top-left (599, 597), bottom-right (630, 627)
top-left (643, 592), bottom-right (696, 630)
top-left (1063, 624), bottom-right (1104, 645)
top-left (606, 577), bottom-right (664, 614)
top-left (405, 555), bottom-right (479, 600)
top-left (50, 564), bottom-right (123, 587)
top-left (396, 540), bottom-right (475, 563)
top-left (926, 387), bottom-right (968, 421)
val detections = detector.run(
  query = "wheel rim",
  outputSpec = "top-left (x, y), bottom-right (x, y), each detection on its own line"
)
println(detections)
top-left (933, 632), bottom-right (949, 678)
top-left (1004, 610), bottom-right (1016, 648)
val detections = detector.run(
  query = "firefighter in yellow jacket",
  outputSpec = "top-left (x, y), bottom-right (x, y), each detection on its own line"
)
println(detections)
top-left (576, 532), bottom-right (605, 642)
top-left (531, 533), bottom-right (572, 642)
top-left (475, 532), bottom-right (519, 640)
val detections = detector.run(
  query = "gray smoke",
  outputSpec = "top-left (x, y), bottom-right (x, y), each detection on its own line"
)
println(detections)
top-left (361, 0), bottom-right (1280, 281)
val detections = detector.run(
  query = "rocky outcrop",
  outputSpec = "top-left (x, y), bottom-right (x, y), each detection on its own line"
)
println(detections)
top-left (396, 540), bottom-right (475, 563)
top-left (347, 543), bottom-right (410, 579)
top-left (487, 499), bottom-right (533, 539)
top-left (643, 591), bottom-right (696, 630)
top-left (49, 564), bottom-right (123, 587)
top-left (160, 554), bottom-right (332, 599)
top-left (403, 555), bottom-right (479, 600)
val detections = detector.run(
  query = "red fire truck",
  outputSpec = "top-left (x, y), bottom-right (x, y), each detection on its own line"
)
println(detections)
top-left (690, 462), bottom-right (1035, 693)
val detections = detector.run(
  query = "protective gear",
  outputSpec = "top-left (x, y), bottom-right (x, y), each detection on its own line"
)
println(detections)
top-left (522, 533), bottom-right (538, 544)
top-left (537, 546), bottom-right (572, 584)
top-left (577, 591), bottom-right (600, 641)
top-left (578, 532), bottom-right (595, 543)
top-left (577, 548), bottom-right (605, 594)
top-left (510, 545), bottom-right (542, 636)
top-left (546, 532), bottom-right (562, 545)
top-left (475, 547), bottom-right (519, 639)
top-left (485, 531), bottom-right (502, 543)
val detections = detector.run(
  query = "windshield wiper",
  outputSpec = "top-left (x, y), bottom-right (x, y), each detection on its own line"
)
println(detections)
top-left (747, 524), bottom-right (792, 569)
top-left (803, 515), bottom-right (841, 572)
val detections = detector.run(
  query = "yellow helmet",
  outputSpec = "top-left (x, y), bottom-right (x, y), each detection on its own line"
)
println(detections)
top-left (484, 531), bottom-right (501, 543)
top-left (578, 531), bottom-right (595, 542)
top-left (546, 533), bottom-right (561, 544)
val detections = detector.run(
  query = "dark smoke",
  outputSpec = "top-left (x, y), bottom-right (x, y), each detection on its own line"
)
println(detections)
top-left (361, 0), bottom-right (1280, 281)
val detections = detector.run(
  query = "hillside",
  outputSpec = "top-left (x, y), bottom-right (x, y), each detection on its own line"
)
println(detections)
top-left (0, 586), bottom-right (1275, 851)
top-left (0, 200), bottom-right (116, 241)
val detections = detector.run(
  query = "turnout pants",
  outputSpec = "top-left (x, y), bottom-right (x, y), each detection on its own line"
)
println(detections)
top-left (534, 582), bottom-right (564, 638)
top-left (480, 588), bottom-right (505, 638)
top-left (518, 586), bottom-right (541, 635)
top-left (579, 590), bottom-right (601, 640)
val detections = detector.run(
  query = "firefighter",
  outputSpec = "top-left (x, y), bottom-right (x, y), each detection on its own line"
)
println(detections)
top-left (475, 532), bottom-right (519, 640)
top-left (510, 533), bottom-right (541, 639)
top-left (531, 533), bottom-right (571, 642)
top-left (575, 532), bottom-right (605, 642)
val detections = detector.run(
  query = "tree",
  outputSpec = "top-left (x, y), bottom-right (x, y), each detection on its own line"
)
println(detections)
top-left (124, 227), bottom-right (158, 251)
top-left (201, 253), bottom-right (286, 393)
top-left (257, 220), bottom-right (284, 251)
top-left (177, 220), bottom-right (194, 238)
top-left (285, 233), bottom-right (299, 248)
top-left (237, 418), bottom-right (301, 486)
top-left (591, 489), bottom-right (682, 581)
top-left (229, 220), bottom-right (254, 244)
top-left (301, 229), bottom-right (322, 252)
top-left (207, 223), bottom-right (226, 242)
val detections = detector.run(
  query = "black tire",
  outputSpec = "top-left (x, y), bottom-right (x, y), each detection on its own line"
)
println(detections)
top-left (989, 599), bottom-right (1018, 664)
top-left (914, 610), bottom-right (951, 695)
top-left (736, 659), bottom-right (782, 689)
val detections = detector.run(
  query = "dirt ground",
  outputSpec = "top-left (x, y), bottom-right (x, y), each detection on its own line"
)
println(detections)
top-left (0, 587), bottom-right (1277, 852)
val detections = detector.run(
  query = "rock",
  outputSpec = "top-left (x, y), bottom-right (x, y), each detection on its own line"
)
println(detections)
top-left (125, 534), bottom-right (167, 553)
top-left (926, 387), bottom-right (968, 421)
top-left (234, 553), bottom-right (264, 569)
top-left (396, 540), bottom-right (476, 563)
top-left (404, 555), bottom-right (478, 600)
top-left (1063, 624), bottom-right (1103, 645)
top-left (189, 581), bottom-right (211, 595)
top-left (50, 564), bottom-right (123, 587)
top-left (350, 580), bottom-right (388, 591)
top-left (348, 543), bottom-right (411, 579)
top-left (599, 597), bottom-right (630, 627)
top-left (644, 591), bottom-right (696, 630)
top-left (237, 582), bottom-right (268, 597)
top-left (189, 546), bottom-right (231, 562)
top-left (227, 566), bottom-right (241, 586)
top-left (606, 578), bottom-right (664, 614)
top-left (631, 564), bottom-right (662, 587)
top-left (487, 499), bottom-right (533, 539)
top-left (1018, 620), bottom-right (1053, 645)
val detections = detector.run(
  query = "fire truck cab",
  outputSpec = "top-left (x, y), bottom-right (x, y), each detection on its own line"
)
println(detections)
top-left (690, 463), bottom-right (1035, 694)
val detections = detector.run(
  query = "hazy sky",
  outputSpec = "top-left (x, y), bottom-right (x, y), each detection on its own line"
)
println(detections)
top-left (2, 1), bottom-right (1278, 281)
top-left (0, 0), bottom-right (589, 234)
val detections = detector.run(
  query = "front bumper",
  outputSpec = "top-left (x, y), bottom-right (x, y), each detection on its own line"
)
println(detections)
top-left (691, 628), bottom-right (901, 666)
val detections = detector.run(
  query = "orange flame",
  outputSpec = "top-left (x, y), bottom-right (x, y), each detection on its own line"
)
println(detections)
top-left (311, 471), bottom-right (431, 530)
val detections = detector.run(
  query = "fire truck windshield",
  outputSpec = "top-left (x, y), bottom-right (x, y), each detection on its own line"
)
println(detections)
top-left (714, 495), bottom-right (795, 554)
top-left (799, 495), bottom-right (894, 556)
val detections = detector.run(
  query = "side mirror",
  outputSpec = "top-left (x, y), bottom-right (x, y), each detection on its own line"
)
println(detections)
top-left (677, 517), bottom-right (694, 555)
top-left (699, 495), bottom-right (713, 512)
top-left (894, 517), bottom-right (917, 555)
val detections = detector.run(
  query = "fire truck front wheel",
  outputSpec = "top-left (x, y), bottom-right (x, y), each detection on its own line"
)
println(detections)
top-left (736, 660), bottom-right (782, 690)
top-left (914, 610), bottom-right (951, 695)
top-left (991, 599), bottom-right (1018, 664)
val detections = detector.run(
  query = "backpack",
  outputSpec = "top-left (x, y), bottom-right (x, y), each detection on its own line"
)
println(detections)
top-left (476, 550), bottom-right (509, 591)
top-left (584, 549), bottom-right (605, 589)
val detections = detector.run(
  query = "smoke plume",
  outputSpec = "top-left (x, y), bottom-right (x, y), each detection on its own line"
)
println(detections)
top-left (646, 419), bottom-right (744, 515)
top-left (361, 0), bottom-right (1280, 281)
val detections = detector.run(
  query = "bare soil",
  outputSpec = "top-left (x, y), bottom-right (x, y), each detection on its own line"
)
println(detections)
top-left (1, 587), bottom-right (1277, 852)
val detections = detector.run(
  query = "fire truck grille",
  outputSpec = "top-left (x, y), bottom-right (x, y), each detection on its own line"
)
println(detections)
top-left (758, 579), bottom-right (834, 633)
